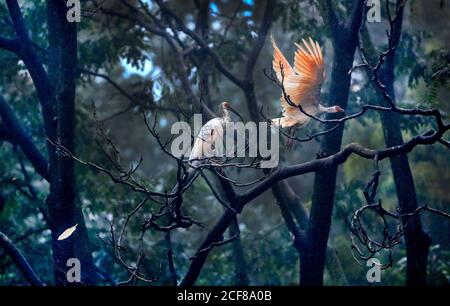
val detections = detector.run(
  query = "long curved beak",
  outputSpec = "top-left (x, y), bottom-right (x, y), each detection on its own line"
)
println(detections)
top-left (228, 106), bottom-right (244, 122)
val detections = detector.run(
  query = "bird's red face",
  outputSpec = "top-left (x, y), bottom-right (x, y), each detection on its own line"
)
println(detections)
top-left (222, 101), bottom-right (231, 110)
top-left (334, 106), bottom-right (345, 113)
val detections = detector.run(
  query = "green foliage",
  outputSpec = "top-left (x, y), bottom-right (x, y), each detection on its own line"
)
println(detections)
top-left (0, 0), bottom-right (449, 286)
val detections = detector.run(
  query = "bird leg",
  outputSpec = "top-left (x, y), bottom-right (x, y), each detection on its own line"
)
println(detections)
top-left (286, 127), bottom-right (295, 150)
top-left (286, 137), bottom-right (293, 150)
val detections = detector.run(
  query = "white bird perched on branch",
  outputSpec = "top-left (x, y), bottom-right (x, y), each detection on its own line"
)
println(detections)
top-left (163, 102), bottom-right (242, 216)
top-left (271, 37), bottom-right (345, 144)
top-left (189, 101), bottom-right (242, 166)
top-left (159, 102), bottom-right (243, 227)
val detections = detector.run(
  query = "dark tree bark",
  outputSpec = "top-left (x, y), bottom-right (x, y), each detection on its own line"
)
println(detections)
top-left (228, 217), bottom-right (250, 286)
top-left (45, 0), bottom-right (96, 285)
top-left (380, 83), bottom-right (431, 287)
top-left (364, 2), bottom-right (431, 285)
top-left (45, 0), bottom-right (77, 285)
top-left (302, 0), bottom-right (365, 286)
top-left (380, 71), bottom-right (431, 287)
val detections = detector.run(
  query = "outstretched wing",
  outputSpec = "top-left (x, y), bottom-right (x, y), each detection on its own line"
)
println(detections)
top-left (271, 36), bottom-right (292, 83)
top-left (281, 37), bottom-right (324, 115)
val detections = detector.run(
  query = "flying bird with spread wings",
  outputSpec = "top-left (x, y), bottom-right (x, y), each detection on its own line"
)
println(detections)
top-left (271, 37), bottom-right (345, 144)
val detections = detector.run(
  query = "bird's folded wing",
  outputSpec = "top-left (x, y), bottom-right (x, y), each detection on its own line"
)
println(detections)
top-left (280, 38), bottom-right (324, 115)
top-left (271, 36), bottom-right (292, 83)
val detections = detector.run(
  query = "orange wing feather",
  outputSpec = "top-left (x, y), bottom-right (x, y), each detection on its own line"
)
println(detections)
top-left (281, 38), bottom-right (324, 115)
top-left (271, 36), bottom-right (292, 84)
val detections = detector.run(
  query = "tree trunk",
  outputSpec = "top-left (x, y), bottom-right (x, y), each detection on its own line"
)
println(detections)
top-left (302, 0), bottom-right (365, 284)
top-left (229, 217), bottom-right (250, 286)
top-left (376, 5), bottom-right (431, 285)
top-left (271, 181), bottom-right (348, 285)
top-left (45, 0), bottom-right (96, 285)
top-left (360, 1), bottom-right (431, 285)
top-left (180, 209), bottom-right (236, 286)
top-left (301, 41), bottom-right (356, 285)
top-left (381, 109), bottom-right (431, 286)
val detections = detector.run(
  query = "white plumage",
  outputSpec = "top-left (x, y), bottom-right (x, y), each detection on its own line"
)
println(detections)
top-left (188, 102), bottom-right (236, 165)
top-left (188, 117), bottom-right (227, 162)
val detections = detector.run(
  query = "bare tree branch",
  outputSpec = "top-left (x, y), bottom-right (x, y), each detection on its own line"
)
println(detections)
top-left (0, 94), bottom-right (50, 181)
top-left (0, 231), bottom-right (45, 286)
